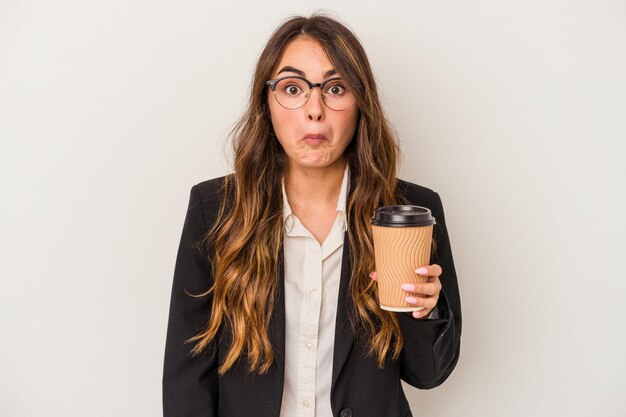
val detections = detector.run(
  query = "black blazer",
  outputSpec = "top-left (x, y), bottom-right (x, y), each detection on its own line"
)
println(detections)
top-left (163, 176), bottom-right (462, 417)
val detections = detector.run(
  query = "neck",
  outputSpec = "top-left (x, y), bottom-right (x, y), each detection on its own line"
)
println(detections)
top-left (285, 159), bottom-right (347, 208)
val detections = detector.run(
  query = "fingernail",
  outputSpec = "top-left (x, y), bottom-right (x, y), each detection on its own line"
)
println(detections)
top-left (369, 272), bottom-right (376, 279)
top-left (405, 296), bottom-right (418, 304)
top-left (401, 283), bottom-right (415, 292)
top-left (415, 267), bottom-right (428, 275)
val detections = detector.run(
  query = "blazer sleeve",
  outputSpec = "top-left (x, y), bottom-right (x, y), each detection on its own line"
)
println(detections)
top-left (397, 190), bottom-right (462, 389)
top-left (163, 185), bottom-right (219, 416)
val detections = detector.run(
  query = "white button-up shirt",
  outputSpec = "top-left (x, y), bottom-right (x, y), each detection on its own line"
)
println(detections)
top-left (279, 165), bottom-right (349, 417)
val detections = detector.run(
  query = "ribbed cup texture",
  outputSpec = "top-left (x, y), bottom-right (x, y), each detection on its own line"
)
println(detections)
top-left (371, 225), bottom-right (434, 311)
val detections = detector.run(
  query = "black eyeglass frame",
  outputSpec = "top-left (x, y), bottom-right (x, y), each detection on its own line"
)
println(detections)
top-left (265, 75), bottom-right (355, 111)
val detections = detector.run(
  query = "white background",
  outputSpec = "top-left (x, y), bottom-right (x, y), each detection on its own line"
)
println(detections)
top-left (1, 1), bottom-right (625, 416)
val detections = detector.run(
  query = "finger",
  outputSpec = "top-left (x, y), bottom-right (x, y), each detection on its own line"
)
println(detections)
top-left (412, 308), bottom-right (430, 319)
top-left (411, 279), bottom-right (442, 296)
top-left (369, 271), bottom-right (378, 281)
top-left (405, 294), bottom-right (439, 310)
top-left (400, 277), bottom-right (442, 296)
top-left (415, 264), bottom-right (443, 278)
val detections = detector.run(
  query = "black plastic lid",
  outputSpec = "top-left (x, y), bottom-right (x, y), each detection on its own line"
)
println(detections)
top-left (371, 205), bottom-right (436, 227)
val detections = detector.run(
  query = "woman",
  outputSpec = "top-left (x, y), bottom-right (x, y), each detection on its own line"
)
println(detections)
top-left (163, 14), bottom-right (461, 417)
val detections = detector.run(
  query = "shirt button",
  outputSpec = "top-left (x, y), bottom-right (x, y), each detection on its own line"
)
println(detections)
top-left (304, 341), bottom-right (312, 350)
top-left (309, 287), bottom-right (317, 295)
top-left (302, 400), bottom-right (311, 408)
top-left (340, 408), bottom-right (352, 417)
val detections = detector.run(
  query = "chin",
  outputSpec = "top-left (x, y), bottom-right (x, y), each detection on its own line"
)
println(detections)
top-left (297, 161), bottom-right (331, 169)
top-left (297, 156), bottom-right (344, 170)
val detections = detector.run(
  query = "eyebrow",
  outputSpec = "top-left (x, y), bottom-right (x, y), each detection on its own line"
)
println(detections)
top-left (276, 66), bottom-right (338, 79)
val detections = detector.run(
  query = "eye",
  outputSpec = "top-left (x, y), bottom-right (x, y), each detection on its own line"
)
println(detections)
top-left (283, 84), bottom-right (304, 96)
top-left (325, 83), bottom-right (346, 96)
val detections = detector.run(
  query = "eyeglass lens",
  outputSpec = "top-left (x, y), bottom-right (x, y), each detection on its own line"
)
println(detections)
top-left (272, 77), bottom-right (354, 110)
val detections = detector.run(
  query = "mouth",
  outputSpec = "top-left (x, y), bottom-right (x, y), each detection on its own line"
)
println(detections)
top-left (303, 134), bottom-right (327, 145)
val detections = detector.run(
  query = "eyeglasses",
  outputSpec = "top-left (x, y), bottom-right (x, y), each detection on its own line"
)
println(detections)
top-left (266, 76), bottom-right (355, 111)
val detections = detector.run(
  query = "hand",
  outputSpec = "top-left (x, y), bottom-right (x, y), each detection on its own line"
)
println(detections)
top-left (370, 264), bottom-right (443, 319)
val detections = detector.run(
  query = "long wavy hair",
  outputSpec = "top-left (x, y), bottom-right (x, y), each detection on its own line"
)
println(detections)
top-left (187, 14), bottom-right (406, 375)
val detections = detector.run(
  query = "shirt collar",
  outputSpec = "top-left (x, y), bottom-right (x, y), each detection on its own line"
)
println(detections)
top-left (282, 164), bottom-right (350, 234)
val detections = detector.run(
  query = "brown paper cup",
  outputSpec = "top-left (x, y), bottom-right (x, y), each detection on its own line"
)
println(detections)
top-left (371, 206), bottom-right (436, 312)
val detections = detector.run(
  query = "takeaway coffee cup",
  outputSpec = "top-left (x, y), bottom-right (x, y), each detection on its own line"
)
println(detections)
top-left (371, 205), bottom-right (436, 312)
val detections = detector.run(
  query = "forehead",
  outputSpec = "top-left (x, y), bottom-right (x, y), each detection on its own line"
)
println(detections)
top-left (273, 37), bottom-right (335, 78)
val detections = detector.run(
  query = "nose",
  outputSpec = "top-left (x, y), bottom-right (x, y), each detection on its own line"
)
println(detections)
top-left (305, 87), bottom-right (325, 121)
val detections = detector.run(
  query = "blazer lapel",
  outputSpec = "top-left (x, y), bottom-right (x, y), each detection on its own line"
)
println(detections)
top-left (331, 234), bottom-right (355, 391)
top-left (271, 240), bottom-right (354, 413)
top-left (331, 172), bottom-right (358, 391)
top-left (267, 247), bottom-right (286, 414)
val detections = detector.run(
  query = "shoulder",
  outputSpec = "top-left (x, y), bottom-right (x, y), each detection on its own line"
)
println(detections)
top-left (396, 179), bottom-right (448, 226)
top-left (189, 174), bottom-right (234, 220)
top-left (396, 179), bottom-right (451, 249)
top-left (194, 174), bottom-right (231, 199)
top-left (396, 179), bottom-right (440, 207)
